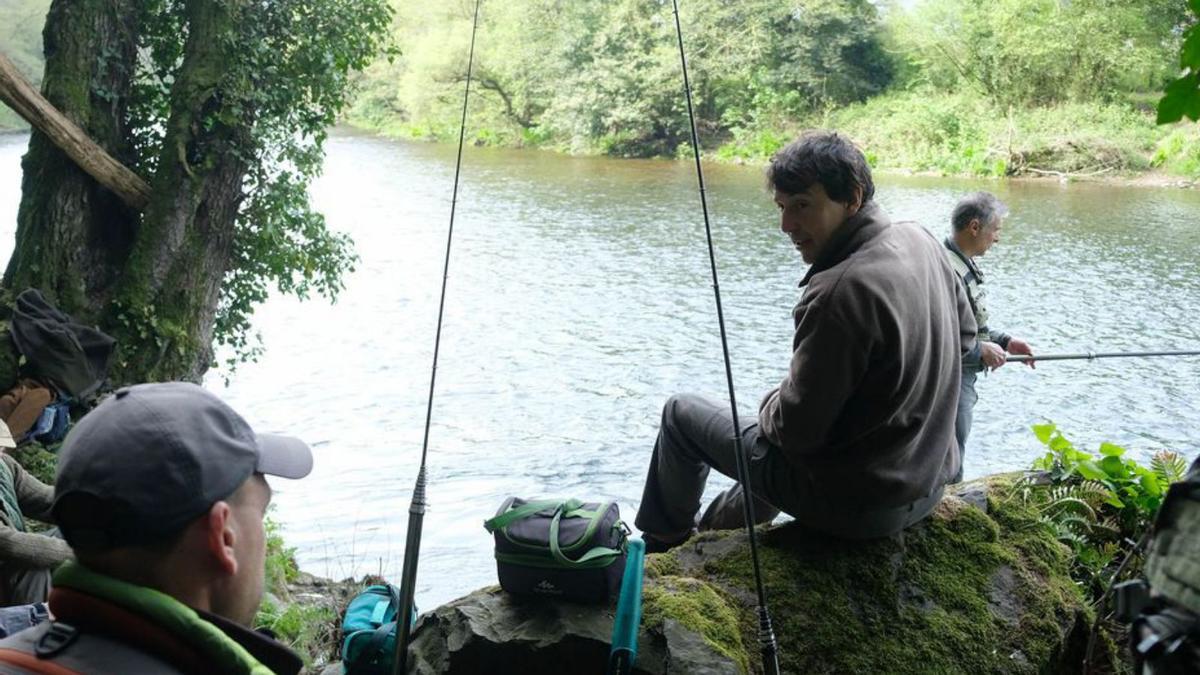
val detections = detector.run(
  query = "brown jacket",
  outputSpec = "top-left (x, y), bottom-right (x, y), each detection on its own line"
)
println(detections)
top-left (759, 202), bottom-right (976, 510)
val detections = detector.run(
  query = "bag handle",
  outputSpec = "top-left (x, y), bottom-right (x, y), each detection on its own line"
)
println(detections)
top-left (548, 506), bottom-right (624, 568)
top-left (347, 619), bottom-right (397, 674)
top-left (483, 498), bottom-right (582, 533)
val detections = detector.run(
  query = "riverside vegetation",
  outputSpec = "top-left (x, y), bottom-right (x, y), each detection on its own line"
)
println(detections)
top-left (340, 0), bottom-right (1200, 180)
top-left (4, 1), bottom-right (1199, 178)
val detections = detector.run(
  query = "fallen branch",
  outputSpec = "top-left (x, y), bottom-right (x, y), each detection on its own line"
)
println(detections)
top-left (1024, 166), bottom-right (1115, 179)
top-left (0, 51), bottom-right (150, 211)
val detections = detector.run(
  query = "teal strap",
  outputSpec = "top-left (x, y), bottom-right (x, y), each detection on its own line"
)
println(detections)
top-left (370, 599), bottom-right (389, 624)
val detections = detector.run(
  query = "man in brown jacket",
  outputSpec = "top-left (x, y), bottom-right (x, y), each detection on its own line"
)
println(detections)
top-left (635, 131), bottom-right (977, 550)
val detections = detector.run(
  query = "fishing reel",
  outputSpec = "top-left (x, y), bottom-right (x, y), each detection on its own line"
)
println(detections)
top-left (1114, 580), bottom-right (1200, 674)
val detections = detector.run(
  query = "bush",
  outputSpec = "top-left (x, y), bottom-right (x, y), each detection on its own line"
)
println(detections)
top-left (1009, 423), bottom-right (1188, 598)
top-left (1151, 127), bottom-right (1200, 177)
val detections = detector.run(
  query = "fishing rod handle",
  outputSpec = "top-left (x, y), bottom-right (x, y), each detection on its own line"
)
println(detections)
top-left (758, 605), bottom-right (780, 675)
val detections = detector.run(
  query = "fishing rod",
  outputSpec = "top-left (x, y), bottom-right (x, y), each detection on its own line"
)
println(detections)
top-left (1006, 349), bottom-right (1200, 364)
top-left (392, 0), bottom-right (482, 672)
top-left (669, 2), bottom-right (780, 673)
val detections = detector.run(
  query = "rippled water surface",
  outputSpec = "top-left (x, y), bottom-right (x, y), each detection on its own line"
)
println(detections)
top-left (2, 130), bottom-right (1199, 608)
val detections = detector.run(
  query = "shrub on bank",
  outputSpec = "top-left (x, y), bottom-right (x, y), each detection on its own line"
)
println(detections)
top-left (1152, 127), bottom-right (1200, 176)
top-left (821, 90), bottom-right (1165, 178)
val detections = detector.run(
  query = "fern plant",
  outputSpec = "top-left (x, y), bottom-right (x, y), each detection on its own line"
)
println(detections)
top-left (1013, 423), bottom-right (1188, 598)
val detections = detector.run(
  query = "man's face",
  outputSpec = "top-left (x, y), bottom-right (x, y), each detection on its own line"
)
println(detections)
top-left (216, 474), bottom-right (272, 625)
top-left (774, 183), bottom-right (858, 264)
top-left (971, 218), bottom-right (1003, 257)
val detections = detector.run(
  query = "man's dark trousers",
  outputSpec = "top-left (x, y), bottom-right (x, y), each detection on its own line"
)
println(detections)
top-left (635, 393), bottom-right (944, 543)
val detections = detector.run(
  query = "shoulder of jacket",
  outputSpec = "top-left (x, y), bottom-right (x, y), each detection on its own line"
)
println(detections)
top-left (0, 623), bottom-right (182, 674)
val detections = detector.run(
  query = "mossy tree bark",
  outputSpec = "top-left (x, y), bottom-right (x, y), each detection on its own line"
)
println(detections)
top-left (109, 0), bottom-right (251, 381)
top-left (3, 0), bottom-right (141, 326)
top-left (4, 0), bottom-right (250, 383)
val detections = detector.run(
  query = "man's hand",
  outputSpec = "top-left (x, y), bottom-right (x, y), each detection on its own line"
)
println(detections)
top-left (981, 341), bottom-right (1007, 370)
top-left (1007, 337), bottom-right (1035, 369)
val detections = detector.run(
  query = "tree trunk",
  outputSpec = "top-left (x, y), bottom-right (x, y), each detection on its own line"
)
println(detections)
top-left (3, 0), bottom-right (141, 327)
top-left (110, 0), bottom-right (250, 381)
top-left (2, 0), bottom-right (251, 383)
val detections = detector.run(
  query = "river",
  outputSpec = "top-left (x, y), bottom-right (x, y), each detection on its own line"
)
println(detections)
top-left (2, 129), bottom-right (1199, 608)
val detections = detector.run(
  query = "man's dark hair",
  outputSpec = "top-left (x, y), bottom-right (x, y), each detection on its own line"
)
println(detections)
top-left (767, 131), bottom-right (875, 205)
top-left (951, 191), bottom-right (1008, 232)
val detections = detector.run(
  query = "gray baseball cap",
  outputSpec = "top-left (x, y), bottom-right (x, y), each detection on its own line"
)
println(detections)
top-left (53, 382), bottom-right (313, 550)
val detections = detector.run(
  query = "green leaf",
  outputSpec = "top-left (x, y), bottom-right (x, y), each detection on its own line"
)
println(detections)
top-left (1076, 460), bottom-right (1108, 482)
top-left (1032, 423), bottom-right (1056, 445)
top-left (1183, 29), bottom-right (1200, 70)
top-left (1099, 442), bottom-right (1125, 458)
top-left (1191, 0), bottom-right (1200, 17)
top-left (1139, 473), bottom-right (1162, 498)
top-left (1158, 73), bottom-right (1200, 124)
top-left (1099, 455), bottom-right (1128, 478)
top-left (1050, 436), bottom-right (1073, 453)
top-left (1104, 493), bottom-right (1125, 509)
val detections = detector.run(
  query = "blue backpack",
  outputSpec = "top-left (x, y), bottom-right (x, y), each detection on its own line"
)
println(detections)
top-left (340, 585), bottom-right (415, 674)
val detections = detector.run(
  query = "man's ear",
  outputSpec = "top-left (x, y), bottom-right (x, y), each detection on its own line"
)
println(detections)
top-left (969, 218), bottom-right (982, 235)
top-left (847, 186), bottom-right (864, 215)
top-left (204, 501), bottom-right (239, 576)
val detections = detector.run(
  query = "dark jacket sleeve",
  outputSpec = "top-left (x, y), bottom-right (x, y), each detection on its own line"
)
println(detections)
top-left (955, 273), bottom-right (979, 364)
top-left (758, 297), bottom-right (870, 459)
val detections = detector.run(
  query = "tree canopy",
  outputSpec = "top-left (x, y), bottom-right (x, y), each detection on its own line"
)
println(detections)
top-left (349, 0), bottom-right (1185, 165)
top-left (3, 0), bottom-right (392, 382)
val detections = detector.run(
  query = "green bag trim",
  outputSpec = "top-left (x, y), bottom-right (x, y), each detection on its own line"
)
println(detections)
top-left (495, 551), bottom-right (622, 570)
top-left (485, 498), bottom-right (614, 555)
top-left (548, 510), bottom-right (623, 567)
top-left (484, 498), bottom-right (626, 567)
top-left (483, 499), bottom-right (567, 533)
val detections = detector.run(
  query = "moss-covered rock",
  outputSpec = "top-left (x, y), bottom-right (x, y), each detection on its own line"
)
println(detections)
top-left (643, 477), bottom-right (1098, 674)
top-left (407, 477), bottom-right (1101, 674)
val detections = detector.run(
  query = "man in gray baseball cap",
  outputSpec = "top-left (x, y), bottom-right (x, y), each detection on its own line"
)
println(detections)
top-left (0, 382), bottom-right (313, 674)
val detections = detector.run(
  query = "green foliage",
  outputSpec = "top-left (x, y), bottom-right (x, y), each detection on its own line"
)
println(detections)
top-left (1151, 126), bottom-right (1200, 175)
top-left (265, 513), bottom-right (301, 594)
top-left (1158, 1), bottom-right (1200, 124)
top-left (8, 441), bottom-right (57, 486)
top-left (255, 596), bottom-right (336, 667)
top-left (339, 0), bottom-right (1187, 175)
top-left (124, 0), bottom-right (391, 369)
top-left (349, 0), bottom-right (893, 156)
top-left (819, 90), bottom-right (1160, 177)
top-left (1014, 422), bottom-right (1187, 597)
top-left (892, 0), bottom-right (1181, 108)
